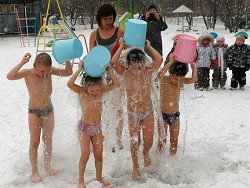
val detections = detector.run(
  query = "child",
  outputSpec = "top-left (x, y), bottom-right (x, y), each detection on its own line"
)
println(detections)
top-left (212, 35), bottom-right (228, 90)
top-left (195, 33), bottom-right (216, 91)
top-left (227, 34), bottom-right (250, 91)
top-left (67, 62), bottom-right (119, 188)
top-left (164, 34), bottom-right (182, 66)
top-left (158, 54), bottom-right (197, 155)
top-left (6, 53), bottom-right (73, 183)
top-left (111, 38), bottom-right (163, 180)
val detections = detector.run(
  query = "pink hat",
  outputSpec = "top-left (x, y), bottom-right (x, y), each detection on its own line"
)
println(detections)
top-left (216, 36), bottom-right (225, 42)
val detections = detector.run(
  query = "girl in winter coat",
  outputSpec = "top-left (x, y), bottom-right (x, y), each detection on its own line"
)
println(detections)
top-left (195, 33), bottom-right (216, 91)
top-left (212, 36), bottom-right (228, 90)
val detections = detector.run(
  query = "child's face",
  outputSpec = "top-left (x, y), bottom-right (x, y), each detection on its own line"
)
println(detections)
top-left (217, 40), bottom-right (224, 46)
top-left (236, 38), bottom-right (244, 46)
top-left (202, 38), bottom-right (209, 45)
top-left (34, 64), bottom-right (52, 77)
top-left (86, 84), bottom-right (102, 96)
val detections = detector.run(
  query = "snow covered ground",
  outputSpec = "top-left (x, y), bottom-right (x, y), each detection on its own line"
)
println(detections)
top-left (0, 19), bottom-right (250, 188)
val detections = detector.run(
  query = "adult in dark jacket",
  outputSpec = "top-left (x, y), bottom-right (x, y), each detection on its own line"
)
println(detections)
top-left (141, 4), bottom-right (168, 56)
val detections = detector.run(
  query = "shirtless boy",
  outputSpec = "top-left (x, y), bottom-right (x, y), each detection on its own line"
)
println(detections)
top-left (7, 53), bottom-right (73, 183)
top-left (111, 38), bottom-right (162, 180)
top-left (158, 54), bottom-right (197, 155)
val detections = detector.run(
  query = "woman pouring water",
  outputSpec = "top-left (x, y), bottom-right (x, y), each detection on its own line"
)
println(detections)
top-left (89, 3), bottom-right (124, 57)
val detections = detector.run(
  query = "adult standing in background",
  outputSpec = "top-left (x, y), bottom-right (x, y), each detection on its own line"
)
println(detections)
top-left (89, 3), bottom-right (124, 57)
top-left (141, 3), bottom-right (168, 56)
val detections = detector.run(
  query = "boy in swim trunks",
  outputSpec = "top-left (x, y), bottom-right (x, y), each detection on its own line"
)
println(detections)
top-left (7, 53), bottom-right (73, 183)
top-left (158, 54), bottom-right (197, 155)
top-left (111, 38), bottom-right (163, 180)
top-left (67, 61), bottom-right (119, 188)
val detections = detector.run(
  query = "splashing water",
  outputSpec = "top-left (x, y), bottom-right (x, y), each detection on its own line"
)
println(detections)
top-left (101, 48), bottom-right (167, 175)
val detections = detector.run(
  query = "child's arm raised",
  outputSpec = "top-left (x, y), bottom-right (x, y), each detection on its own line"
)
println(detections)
top-left (67, 62), bottom-right (83, 94)
top-left (103, 64), bottom-right (120, 92)
top-left (7, 53), bottom-right (31, 80)
top-left (158, 53), bottom-right (174, 80)
top-left (184, 63), bottom-right (197, 84)
top-left (111, 37), bottom-right (126, 75)
top-left (146, 40), bottom-right (163, 72)
top-left (52, 61), bottom-right (73, 76)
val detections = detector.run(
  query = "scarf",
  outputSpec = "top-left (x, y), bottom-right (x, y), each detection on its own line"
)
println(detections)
top-left (218, 48), bottom-right (224, 78)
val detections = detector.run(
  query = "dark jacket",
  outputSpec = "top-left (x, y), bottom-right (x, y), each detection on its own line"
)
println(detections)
top-left (227, 43), bottom-right (250, 69)
top-left (141, 14), bottom-right (168, 55)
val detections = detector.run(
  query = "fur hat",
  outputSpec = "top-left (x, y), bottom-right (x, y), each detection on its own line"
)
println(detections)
top-left (216, 35), bottom-right (225, 43)
top-left (148, 4), bottom-right (157, 11)
top-left (198, 33), bottom-right (214, 45)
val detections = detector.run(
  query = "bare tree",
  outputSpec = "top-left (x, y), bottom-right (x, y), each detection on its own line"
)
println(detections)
top-left (217, 0), bottom-right (248, 32)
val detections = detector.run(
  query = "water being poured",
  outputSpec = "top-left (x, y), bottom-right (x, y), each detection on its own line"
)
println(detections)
top-left (101, 47), bottom-right (166, 179)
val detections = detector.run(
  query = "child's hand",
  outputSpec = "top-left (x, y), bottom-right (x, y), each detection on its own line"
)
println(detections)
top-left (22, 53), bottom-right (31, 64)
top-left (118, 37), bottom-right (124, 46)
top-left (106, 64), bottom-right (112, 74)
top-left (169, 53), bottom-right (174, 63)
top-left (145, 39), bottom-right (150, 47)
top-left (78, 61), bottom-right (83, 70)
top-left (190, 63), bottom-right (196, 69)
top-left (158, 70), bottom-right (164, 80)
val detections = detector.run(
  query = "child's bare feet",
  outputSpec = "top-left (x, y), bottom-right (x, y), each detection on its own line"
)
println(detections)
top-left (97, 178), bottom-right (110, 186)
top-left (45, 167), bottom-right (58, 176)
top-left (78, 182), bottom-right (87, 188)
top-left (117, 140), bottom-right (124, 150)
top-left (31, 172), bottom-right (42, 183)
top-left (157, 140), bottom-right (164, 153)
top-left (144, 153), bottom-right (151, 167)
top-left (170, 146), bottom-right (177, 155)
top-left (132, 170), bottom-right (141, 181)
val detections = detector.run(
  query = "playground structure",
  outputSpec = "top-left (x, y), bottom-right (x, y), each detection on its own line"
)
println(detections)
top-left (15, 6), bottom-right (38, 47)
top-left (36, 0), bottom-right (70, 55)
top-left (116, 0), bottom-right (134, 30)
top-left (35, 0), bottom-right (89, 64)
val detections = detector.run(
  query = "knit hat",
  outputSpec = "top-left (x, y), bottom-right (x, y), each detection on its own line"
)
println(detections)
top-left (216, 35), bottom-right (225, 43)
top-left (235, 31), bottom-right (248, 39)
top-left (210, 32), bottom-right (218, 39)
top-left (148, 4), bottom-right (157, 11)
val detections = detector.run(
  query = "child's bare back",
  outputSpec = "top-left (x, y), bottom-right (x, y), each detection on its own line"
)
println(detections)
top-left (160, 75), bottom-right (183, 114)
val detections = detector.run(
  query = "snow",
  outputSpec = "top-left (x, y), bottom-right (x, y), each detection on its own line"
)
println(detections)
top-left (1, 19), bottom-right (250, 188)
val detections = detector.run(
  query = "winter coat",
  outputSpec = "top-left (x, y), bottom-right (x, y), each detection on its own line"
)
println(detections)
top-left (141, 14), bottom-right (168, 55)
top-left (227, 43), bottom-right (250, 68)
top-left (213, 44), bottom-right (228, 69)
top-left (196, 44), bottom-right (216, 68)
